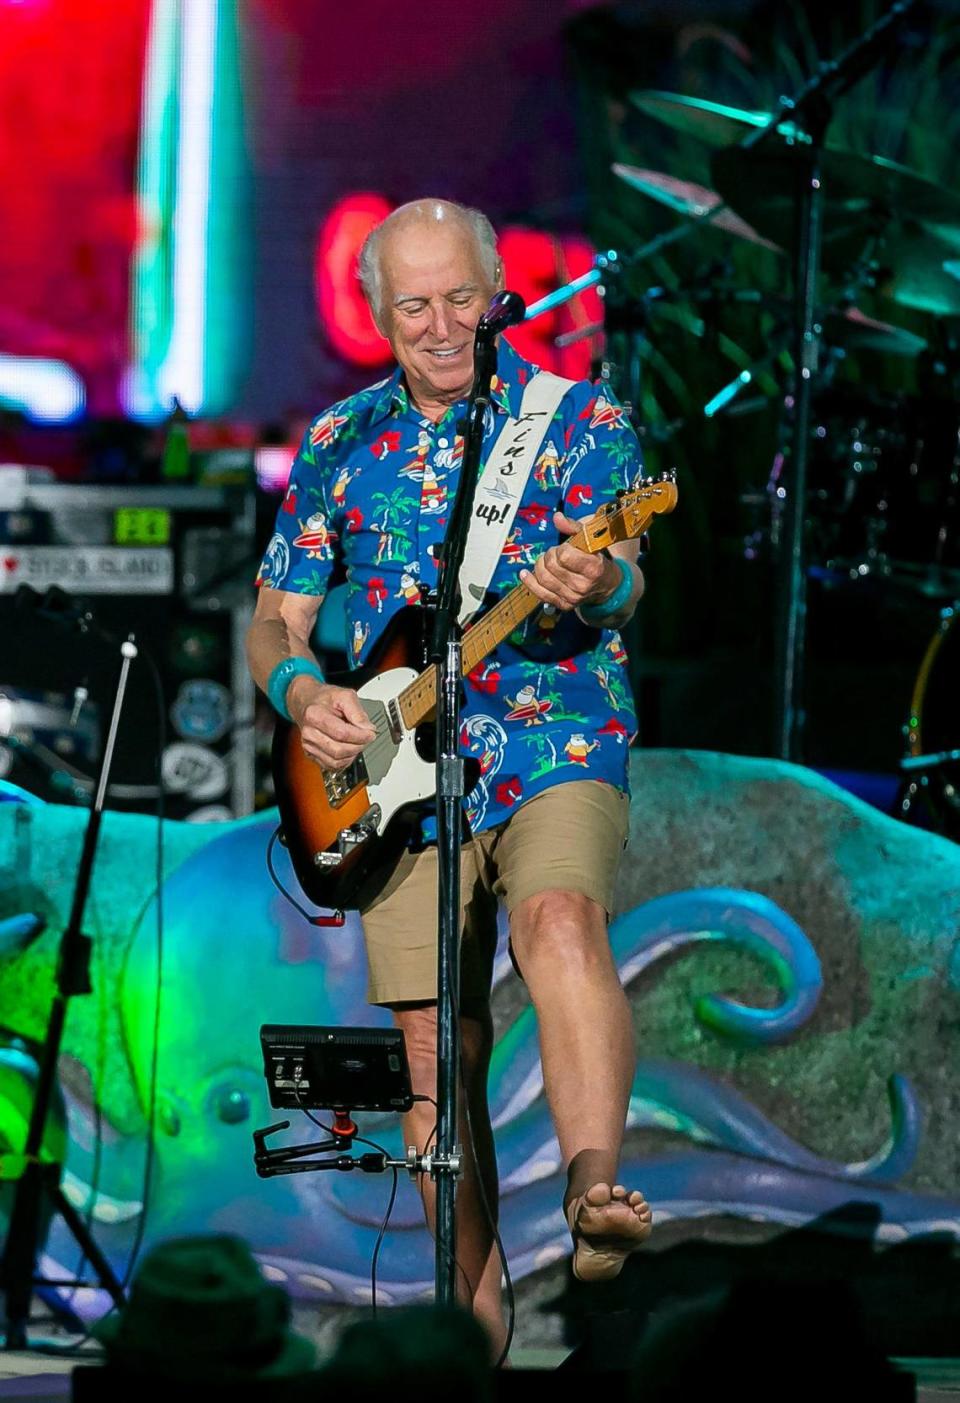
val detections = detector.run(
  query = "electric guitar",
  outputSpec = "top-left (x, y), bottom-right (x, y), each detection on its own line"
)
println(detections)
top-left (272, 474), bottom-right (678, 911)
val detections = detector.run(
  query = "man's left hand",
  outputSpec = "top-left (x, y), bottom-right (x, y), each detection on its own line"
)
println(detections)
top-left (519, 511), bottom-right (621, 611)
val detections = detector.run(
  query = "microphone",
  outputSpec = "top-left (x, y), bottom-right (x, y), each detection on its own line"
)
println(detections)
top-left (476, 290), bottom-right (526, 338)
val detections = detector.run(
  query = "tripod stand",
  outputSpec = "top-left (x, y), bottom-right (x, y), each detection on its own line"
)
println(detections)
top-left (1, 621), bottom-right (137, 1349)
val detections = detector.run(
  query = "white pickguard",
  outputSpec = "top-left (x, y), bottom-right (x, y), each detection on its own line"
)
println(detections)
top-left (354, 667), bottom-right (436, 834)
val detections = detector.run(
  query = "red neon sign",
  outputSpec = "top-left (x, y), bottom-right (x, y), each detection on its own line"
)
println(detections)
top-left (314, 195), bottom-right (602, 379)
top-left (314, 192), bottom-right (394, 367)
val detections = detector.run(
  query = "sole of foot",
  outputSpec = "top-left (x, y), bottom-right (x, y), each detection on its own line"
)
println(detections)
top-left (566, 1181), bottom-right (653, 1283)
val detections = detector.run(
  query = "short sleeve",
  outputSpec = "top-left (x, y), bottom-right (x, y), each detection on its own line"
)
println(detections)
top-left (560, 381), bottom-right (643, 517)
top-left (255, 420), bottom-right (339, 598)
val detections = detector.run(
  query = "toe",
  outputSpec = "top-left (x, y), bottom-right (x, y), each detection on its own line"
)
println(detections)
top-left (584, 1182), bottom-right (612, 1207)
top-left (612, 1184), bottom-right (627, 1199)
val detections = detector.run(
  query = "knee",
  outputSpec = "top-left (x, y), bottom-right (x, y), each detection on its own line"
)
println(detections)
top-left (391, 1004), bottom-right (438, 1096)
top-left (510, 890), bottom-right (610, 977)
top-left (391, 1003), bottom-right (493, 1098)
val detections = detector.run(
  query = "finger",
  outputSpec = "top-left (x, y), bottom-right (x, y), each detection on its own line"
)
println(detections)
top-left (314, 711), bottom-right (376, 745)
top-left (556, 540), bottom-right (606, 577)
top-left (553, 510), bottom-right (581, 537)
top-left (538, 554), bottom-right (602, 605)
top-left (331, 691), bottom-right (377, 735)
top-left (519, 568), bottom-right (570, 610)
top-left (302, 730), bottom-right (364, 766)
top-left (549, 554), bottom-right (607, 595)
top-left (532, 555), bottom-right (587, 606)
top-left (539, 538), bottom-right (604, 583)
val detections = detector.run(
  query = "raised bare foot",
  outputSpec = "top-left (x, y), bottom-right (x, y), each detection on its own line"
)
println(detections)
top-left (565, 1181), bottom-right (653, 1282)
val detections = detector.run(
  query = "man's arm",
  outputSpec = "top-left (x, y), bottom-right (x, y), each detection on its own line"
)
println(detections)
top-left (246, 587), bottom-right (375, 770)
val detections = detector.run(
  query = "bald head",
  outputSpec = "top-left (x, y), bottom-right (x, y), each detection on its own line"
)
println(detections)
top-left (356, 199), bottom-right (504, 419)
top-left (358, 199), bottom-right (500, 322)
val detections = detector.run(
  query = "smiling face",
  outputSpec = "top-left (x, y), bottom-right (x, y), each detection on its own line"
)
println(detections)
top-left (374, 215), bottom-right (502, 420)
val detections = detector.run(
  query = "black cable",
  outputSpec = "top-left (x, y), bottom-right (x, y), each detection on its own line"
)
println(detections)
top-left (371, 1168), bottom-right (399, 1318)
top-left (411, 1097), bottom-right (476, 1311)
top-left (291, 1089), bottom-right (400, 1317)
top-left (266, 825), bottom-right (317, 922)
top-left (266, 837), bottom-right (498, 1337)
top-left (457, 1036), bottom-right (515, 1371)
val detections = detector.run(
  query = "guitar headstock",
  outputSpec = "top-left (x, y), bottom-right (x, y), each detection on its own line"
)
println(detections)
top-left (579, 472), bottom-right (679, 553)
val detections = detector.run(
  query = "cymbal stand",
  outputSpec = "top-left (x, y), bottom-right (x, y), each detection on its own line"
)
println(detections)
top-left (734, 0), bottom-right (920, 760)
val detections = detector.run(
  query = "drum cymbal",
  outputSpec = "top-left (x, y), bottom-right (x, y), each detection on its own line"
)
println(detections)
top-left (711, 143), bottom-right (960, 267)
top-left (612, 164), bottom-right (781, 252)
top-left (879, 238), bottom-right (960, 317)
top-left (630, 90), bottom-right (801, 148)
top-left (825, 306), bottom-right (927, 358)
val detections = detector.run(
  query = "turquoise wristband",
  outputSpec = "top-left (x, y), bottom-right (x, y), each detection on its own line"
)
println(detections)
top-left (579, 556), bottom-right (633, 625)
top-left (266, 657), bottom-right (325, 721)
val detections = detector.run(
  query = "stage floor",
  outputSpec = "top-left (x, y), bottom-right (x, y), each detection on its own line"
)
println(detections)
top-left (0, 1343), bottom-right (959, 1399)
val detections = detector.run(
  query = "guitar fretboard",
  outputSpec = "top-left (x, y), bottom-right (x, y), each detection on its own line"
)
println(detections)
top-left (396, 576), bottom-right (546, 729)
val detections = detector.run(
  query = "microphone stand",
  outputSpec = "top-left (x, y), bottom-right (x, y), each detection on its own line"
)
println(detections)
top-left (428, 306), bottom-right (507, 1304)
top-left (1, 618), bottom-right (135, 1348)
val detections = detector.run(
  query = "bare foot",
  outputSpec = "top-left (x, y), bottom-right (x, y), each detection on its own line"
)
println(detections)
top-left (565, 1181), bottom-right (653, 1282)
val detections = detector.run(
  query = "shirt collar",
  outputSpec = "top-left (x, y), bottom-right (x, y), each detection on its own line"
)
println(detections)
top-left (368, 334), bottom-right (534, 426)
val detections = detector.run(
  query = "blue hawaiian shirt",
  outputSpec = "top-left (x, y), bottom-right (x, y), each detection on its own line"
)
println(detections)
top-left (257, 337), bottom-right (642, 835)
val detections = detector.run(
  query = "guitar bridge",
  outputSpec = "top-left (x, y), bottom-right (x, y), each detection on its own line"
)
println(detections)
top-left (323, 755), bottom-right (368, 806)
top-left (312, 805), bottom-right (382, 868)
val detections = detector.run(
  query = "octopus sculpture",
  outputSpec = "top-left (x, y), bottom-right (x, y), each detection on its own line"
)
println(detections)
top-left (0, 752), bottom-right (958, 1320)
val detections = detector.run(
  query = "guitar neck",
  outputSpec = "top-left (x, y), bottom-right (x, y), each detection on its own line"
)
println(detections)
top-left (388, 474), bottom-right (675, 731)
top-left (397, 521), bottom-right (598, 730)
top-left (396, 580), bottom-right (543, 728)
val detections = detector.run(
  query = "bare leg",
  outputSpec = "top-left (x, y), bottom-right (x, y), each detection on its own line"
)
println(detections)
top-left (509, 889), bottom-right (652, 1280)
top-left (392, 1002), bottom-right (507, 1357)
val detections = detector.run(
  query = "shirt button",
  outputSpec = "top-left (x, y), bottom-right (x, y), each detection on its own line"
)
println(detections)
top-left (437, 438), bottom-right (448, 448)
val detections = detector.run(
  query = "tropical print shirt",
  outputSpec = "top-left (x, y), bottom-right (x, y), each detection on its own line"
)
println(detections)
top-left (257, 337), bottom-right (642, 836)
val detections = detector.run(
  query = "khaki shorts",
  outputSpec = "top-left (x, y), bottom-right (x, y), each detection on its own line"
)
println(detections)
top-left (359, 779), bottom-right (630, 1006)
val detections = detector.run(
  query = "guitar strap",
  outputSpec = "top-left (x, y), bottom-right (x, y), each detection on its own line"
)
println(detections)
top-left (457, 369), bottom-right (575, 624)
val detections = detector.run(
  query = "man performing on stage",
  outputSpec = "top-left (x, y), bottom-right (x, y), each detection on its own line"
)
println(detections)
top-left (246, 199), bottom-right (652, 1355)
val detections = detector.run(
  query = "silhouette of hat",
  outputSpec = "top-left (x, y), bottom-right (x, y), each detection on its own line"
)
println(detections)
top-left (93, 1235), bottom-right (315, 1382)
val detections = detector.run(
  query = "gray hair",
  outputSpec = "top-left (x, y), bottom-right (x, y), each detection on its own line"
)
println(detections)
top-left (358, 199), bottom-right (500, 320)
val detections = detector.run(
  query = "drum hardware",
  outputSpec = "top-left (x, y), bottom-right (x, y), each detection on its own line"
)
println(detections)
top-left (709, 142), bottom-right (960, 283)
top-left (629, 89), bottom-right (808, 151)
top-left (894, 604), bottom-right (960, 839)
top-left (580, 18), bottom-right (960, 769)
top-left (612, 164), bottom-right (782, 254)
top-left (900, 748), bottom-right (960, 773)
top-left (702, 294), bottom-right (920, 423)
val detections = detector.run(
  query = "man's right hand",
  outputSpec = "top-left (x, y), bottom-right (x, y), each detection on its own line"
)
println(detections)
top-left (286, 675), bottom-right (376, 772)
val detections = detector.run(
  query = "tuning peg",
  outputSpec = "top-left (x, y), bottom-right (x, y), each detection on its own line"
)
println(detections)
top-left (659, 469), bottom-right (677, 483)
